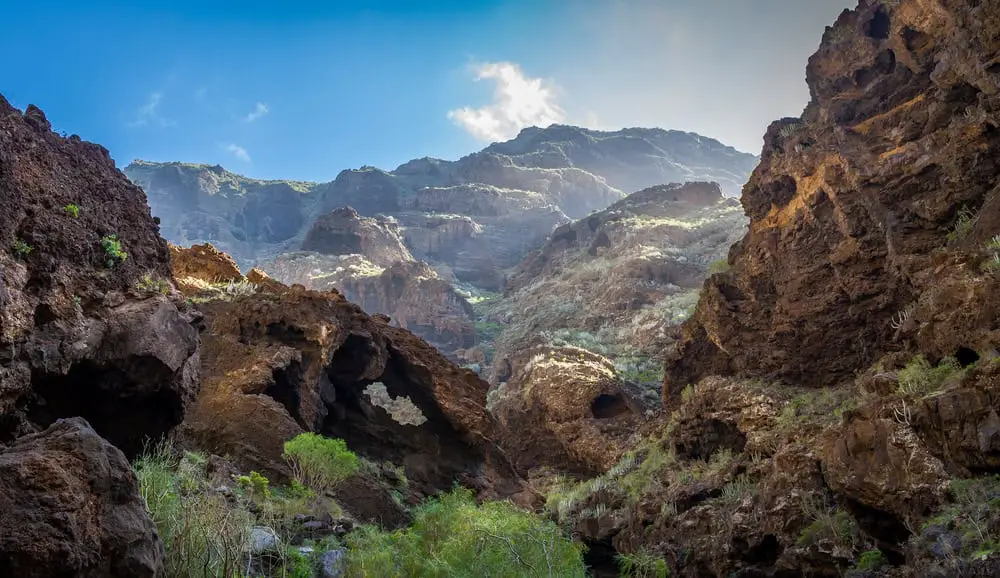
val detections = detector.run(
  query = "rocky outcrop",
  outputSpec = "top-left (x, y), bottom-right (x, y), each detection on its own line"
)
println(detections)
top-left (171, 245), bottom-right (523, 508)
top-left (489, 345), bottom-right (641, 475)
top-left (301, 207), bottom-right (413, 266)
top-left (0, 418), bottom-right (164, 577)
top-left (0, 97), bottom-right (200, 456)
top-left (663, 0), bottom-right (1000, 400)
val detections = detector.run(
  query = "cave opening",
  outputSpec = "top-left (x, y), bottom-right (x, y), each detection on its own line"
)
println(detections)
top-left (263, 359), bottom-right (306, 429)
top-left (25, 359), bottom-right (184, 459)
top-left (841, 498), bottom-right (909, 564)
top-left (955, 347), bottom-right (980, 368)
top-left (732, 533), bottom-right (782, 566)
top-left (867, 8), bottom-right (891, 40)
top-left (581, 536), bottom-right (621, 578)
top-left (590, 394), bottom-right (631, 419)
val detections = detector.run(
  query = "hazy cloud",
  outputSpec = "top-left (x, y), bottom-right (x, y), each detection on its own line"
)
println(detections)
top-left (128, 92), bottom-right (175, 128)
top-left (448, 62), bottom-right (565, 142)
top-left (226, 143), bottom-right (251, 162)
top-left (243, 102), bottom-right (269, 122)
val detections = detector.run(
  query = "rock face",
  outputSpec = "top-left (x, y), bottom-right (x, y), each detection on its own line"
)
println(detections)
top-left (0, 418), bottom-right (164, 577)
top-left (124, 125), bottom-right (758, 279)
top-left (486, 182), bottom-right (747, 397)
top-left (171, 246), bottom-right (523, 508)
top-left (663, 0), bottom-right (1000, 399)
top-left (0, 96), bottom-right (200, 456)
top-left (260, 207), bottom-right (476, 354)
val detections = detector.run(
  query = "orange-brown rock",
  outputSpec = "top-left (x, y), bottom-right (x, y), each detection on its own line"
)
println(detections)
top-left (173, 261), bottom-right (522, 512)
top-left (490, 345), bottom-right (640, 475)
top-left (664, 0), bottom-right (1000, 399)
top-left (168, 242), bottom-right (243, 288)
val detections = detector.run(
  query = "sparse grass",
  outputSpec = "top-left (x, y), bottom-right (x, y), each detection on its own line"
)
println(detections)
top-left (617, 550), bottom-right (671, 577)
top-left (773, 387), bottom-right (857, 439)
top-left (851, 549), bottom-right (887, 572)
top-left (345, 486), bottom-right (587, 577)
top-left (708, 258), bottom-right (730, 274)
top-left (797, 496), bottom-right (861, 551)
top-left (982, 234), bottom-right (1000, 274)
top-left (614, 356), bottom-right (664, 385)
top-left (919, 476), bottom-right (1000, 561)
top-left (897, 355), bottom-right (966, 398)
top-left (100, 234), bottom-right (128, 267)
top-left (947, 206), bottom-right (978, 244)
top-left (283, 433), bottom-right (360, 496)
top-left (136, 273), bottom-right (172, 295)
top-left (680, 384), bottom-right (696, 404)
top-left (12, 238), bottom-right (33, 258)
top-left (63, 203), bottom-right (80, 218)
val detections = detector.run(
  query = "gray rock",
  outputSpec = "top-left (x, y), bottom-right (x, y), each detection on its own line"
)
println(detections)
top-left (248, 526), bottom-right (281, 554)
top-left (318, 549), bottom-right (347, 578)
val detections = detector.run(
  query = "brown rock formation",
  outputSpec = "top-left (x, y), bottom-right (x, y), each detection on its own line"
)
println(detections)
top-left (170, 245), bottom-right (523, 512)
top-left (490, 345), bottom-right (641, 475)
top-left (301, 206), bottom-right (413, 266)
top-left (169, 242), bottom-right (242, 285)
top-left (0, 418), bottom-right (164, 577)
top-left (664, 0), bottom-right (1000, 399)
top-left (0, 97), bottom-right (200, 456)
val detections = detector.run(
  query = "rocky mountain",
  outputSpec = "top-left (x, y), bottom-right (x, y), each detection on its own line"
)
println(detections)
top-left (550, 1), bottom-right (1000, 576)
top-left (125, 125), bottom-right (758, 280)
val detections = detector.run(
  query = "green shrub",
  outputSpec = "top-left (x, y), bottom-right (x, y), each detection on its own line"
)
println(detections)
top-left (134, 442), bottom-right (253, 578)
top-left (922, 476), bottom-right (1000, 560)
top-left (797, 500), bottom-right (859, 548)
top-left (853, 549), bottom-right (886, 571)
top-left (345, 487), bottom-right (587, 577)
top-left (947, 206), bottom-right (978, 244)
top-left (136, 273), bottom-right (172, 295)
top-left (12, 238), bottom-right (33, 258)
top-left (897, 355), bottom-right (965, 397)
top-left (708, 259), bottom-right (730, 274)
top-left (100, 234), bottom-right (128, 267)
top-left (236, 470), bottom-right (271, 501)
top-left (618, 550), bottom-right (670, 578)
top-left (63, 203), bottom-right (80, 218)
top-left (283, 433), bottom-right (359, 494)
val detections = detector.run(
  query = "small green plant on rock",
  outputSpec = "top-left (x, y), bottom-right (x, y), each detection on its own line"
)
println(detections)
top-left (63, 203), bottom-right (80, 218)
top-left (919, 476), bottom-right (1000, 561)
top-left (136, 273), bottom-right (172, 295)
top-left (982, 234), bottom-right (1000, 274)
top-left (947, 206), bottom-right (978, 244)
top-left (100, 234), bottom-right (128, 267)
top-left (236, 470), bottom-right (272, 501)
top-left (618, 550), bottom-right (671, 577)
top-left (708, 258), bottom-right (730, 274)
top-left (897, 355), bottom-right (966, 398)
top-left (12, 238), bottom-right (33, 258)
top-left (283, 432), bottom-right (359, 495)
top-left (852, 549), bottom-right (887, 572)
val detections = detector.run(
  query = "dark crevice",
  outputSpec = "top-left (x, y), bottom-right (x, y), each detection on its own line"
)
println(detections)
top-left (867, 8), bottom-right (891, 40)
top-left (731, 533), bottom-right (782, 566)
top-left (581, 536), bottom-right (620, 578)
top-left (591, 394), bottom-right (630, 419)
top-left (840, 498), bottom-right (909, 562)
top-left (25, 360), bottom-right (184, 459)
top-left (955, 347), bottom-right (980, 367)
top-left (263, 360), bottom-right (306, 429)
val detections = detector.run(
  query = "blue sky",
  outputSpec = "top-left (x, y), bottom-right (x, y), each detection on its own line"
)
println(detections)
top-left (0, 0), bottom-right (853, 182)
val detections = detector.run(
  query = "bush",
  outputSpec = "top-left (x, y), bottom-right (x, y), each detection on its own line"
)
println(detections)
top-left (100, 234), bottom-right (128, 267)
top-left (853, 549), bottom-right (887, 571)
top-left (920, 476), bottom-right (1000, 560)
top-left (283, 433), bottom-right (360, 494)
top-left (618, 550), bottom-right (670, 578)
top-left (63, 203), bottom-right (80, 218)
top-left (947, 206), bottom-right (977, 244)
top-left (897, 355), bottom-right (965, 397)
top-left (136, 273), bottom-right (172, 295)
top-left (134, 443), bottom-right (253, 578)
top-left (708, 258), bottom-right (730, 274)
top-left (345, 487), bottom-right (587, 577)
top-left (12, 238), bottom-right (33, 258)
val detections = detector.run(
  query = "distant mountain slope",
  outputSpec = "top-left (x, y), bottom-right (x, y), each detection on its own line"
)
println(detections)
top-left (125, 124), bottom-right (757, 273)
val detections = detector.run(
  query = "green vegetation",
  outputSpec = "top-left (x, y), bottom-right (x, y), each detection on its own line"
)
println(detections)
top-left (947, 206), bottom-right (978, 244)
top-left (134, 440), bottom-right (348, 578)
top-left (851, 549), bottom-right (887, 572)
top-left (708, 258), bottom-right (730, 274)
top-left (136, 273), bottom-right (172, 295)
top-left (982, 234), bottom-right (1000, 274)
top-left (796, 497), bottom-right (860, 549)
top-left (897, 355), bottom-right (966, 397)
top-left (12, 238), bottom-right (33, 258)
top-left (614, 356), bottom-right (664, 386)
top-left (774, 387), bottom-right (857, 435)
top-left (920, 476), bottom-right (1000, 560)
top-left (345, 486), bottom-right (587, 577)
top-left (63, 203), bottom-right (80, 218)
top-left (283, 433), bottom-right (360, 495)
top-left (475, 320), bottom-right (504, 343)
top-left (617, 550), bottom-right (670, 577)
top-left (100, 234), bottom-right (128, 267)
top-left (134, 444), bottom-right (254, 577)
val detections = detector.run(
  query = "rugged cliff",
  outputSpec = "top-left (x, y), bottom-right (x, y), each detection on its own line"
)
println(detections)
top-left (664, 0), bottom-right (1000, 398)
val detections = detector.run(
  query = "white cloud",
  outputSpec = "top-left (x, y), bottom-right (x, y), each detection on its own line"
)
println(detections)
top-left (128, 92), bottom-right (175, 128)
top-left (447, 62), bottom-right (565, 142)
top-left (226, 143), bottom-right (251, 163)
top-left (243, 102), bottom-right (269, 122)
